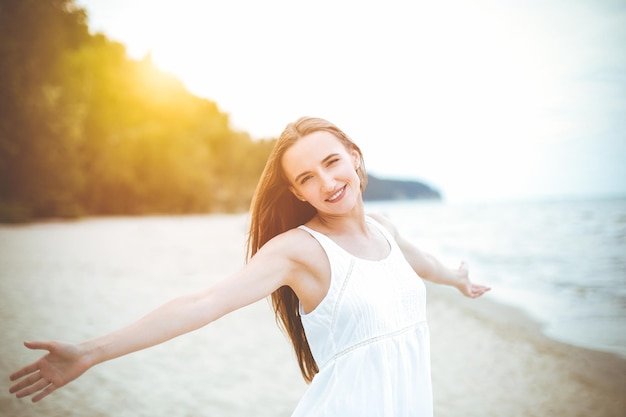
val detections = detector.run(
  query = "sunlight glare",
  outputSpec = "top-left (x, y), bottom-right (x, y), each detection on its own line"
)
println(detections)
top-left (77, 0), bottom-right (626, 201)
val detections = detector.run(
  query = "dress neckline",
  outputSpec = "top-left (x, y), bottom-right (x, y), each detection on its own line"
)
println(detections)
top-left (299, 217), bottom-right (393, 262)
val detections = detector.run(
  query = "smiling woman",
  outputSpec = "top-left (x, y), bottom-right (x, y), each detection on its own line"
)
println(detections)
top-left (9, 116), bottom-right (490, 417)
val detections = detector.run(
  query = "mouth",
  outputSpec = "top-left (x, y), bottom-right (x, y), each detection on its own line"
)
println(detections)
top-left (326, 185), bottom-right (346, 202)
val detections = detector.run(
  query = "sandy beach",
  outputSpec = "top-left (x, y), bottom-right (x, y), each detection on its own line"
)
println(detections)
top-left (427, 283), bottom-right (626, 417)
top-left (1, 214), bottom-right (625, 416)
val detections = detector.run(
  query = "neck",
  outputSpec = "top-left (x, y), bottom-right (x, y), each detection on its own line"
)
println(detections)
top-left (311, 197), bottom-right (368, 235)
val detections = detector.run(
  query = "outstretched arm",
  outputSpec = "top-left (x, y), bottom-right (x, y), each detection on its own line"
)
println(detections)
top-left (10, 340), bottom-right (92, 402)
top-left (9, 234), bottom-right (299, 402)
top-left (370, 213), bottom-right (490, 298)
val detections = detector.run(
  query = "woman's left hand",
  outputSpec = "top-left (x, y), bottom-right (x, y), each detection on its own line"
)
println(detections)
top-left (456, 261), bottom-right (491, 298)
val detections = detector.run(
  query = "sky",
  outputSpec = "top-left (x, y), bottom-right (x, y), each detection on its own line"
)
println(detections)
top-left (76, 0), bottom-right (626, 202)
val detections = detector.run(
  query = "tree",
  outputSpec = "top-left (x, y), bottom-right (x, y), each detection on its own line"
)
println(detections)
top-left (0, 0), bottom-right (90, 219)
top-left (0, 0), bottom-right (275, 221)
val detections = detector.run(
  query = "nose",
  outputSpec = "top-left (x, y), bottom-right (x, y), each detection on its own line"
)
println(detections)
top-left (319, 171), bottom-right (336, 192)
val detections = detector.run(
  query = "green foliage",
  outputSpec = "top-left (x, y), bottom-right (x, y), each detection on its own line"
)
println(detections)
top-left (0, 0), bottom-right (275, 222)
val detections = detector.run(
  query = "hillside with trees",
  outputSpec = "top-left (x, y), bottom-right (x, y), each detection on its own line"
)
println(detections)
top-left (0, 0), bottom-right (440, 223)
top-left (363, 175), bottom-right (441, 201)
top-left (0, 0), bottom-right (276, 222)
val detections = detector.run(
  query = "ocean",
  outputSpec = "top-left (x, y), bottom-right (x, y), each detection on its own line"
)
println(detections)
top-left (365, 197), bottom-right (626, 358)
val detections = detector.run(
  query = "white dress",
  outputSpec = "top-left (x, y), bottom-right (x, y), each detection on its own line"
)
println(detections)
top-left (291, 217), bottom-right (432, 417)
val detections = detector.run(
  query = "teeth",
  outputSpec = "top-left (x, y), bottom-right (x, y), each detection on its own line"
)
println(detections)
top-left (328, 188), bottom-right (343, 201)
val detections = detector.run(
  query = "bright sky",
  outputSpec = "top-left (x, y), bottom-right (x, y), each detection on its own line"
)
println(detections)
top-left (76, 0), bottom-right (625, 202)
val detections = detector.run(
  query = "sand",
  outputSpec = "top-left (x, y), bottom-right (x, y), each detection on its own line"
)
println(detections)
top-left (427, 283), bottom-right (626, 417)
top-left (1, 214), bottom-right (625, 416)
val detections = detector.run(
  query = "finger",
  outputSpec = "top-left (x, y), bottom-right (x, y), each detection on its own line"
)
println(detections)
top-left (471, 286), bottom-right (484, 295)
top-left (472, 286), bottom-right (491, 297)
top-left (10, 363), bottom-right (40, 381)
top-left (14, 376), bottom-right (50, 399)
top-left (24, 340), bottom-right (53, 351)
top-left (32, 382), bottom-right (57, 403)
top-left (9, 371), bottom-right (42, 393)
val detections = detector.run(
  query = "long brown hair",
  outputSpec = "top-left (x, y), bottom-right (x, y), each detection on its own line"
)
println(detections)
top-left (246, 116), bottom-right (367, 383)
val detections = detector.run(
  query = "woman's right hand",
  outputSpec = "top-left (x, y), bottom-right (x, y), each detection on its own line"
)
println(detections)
top-left (9, 340), bottom-right (92, 402)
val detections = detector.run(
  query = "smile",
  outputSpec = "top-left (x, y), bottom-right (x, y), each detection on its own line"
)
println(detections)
top-left (326, 185), bottom-right (346, 202)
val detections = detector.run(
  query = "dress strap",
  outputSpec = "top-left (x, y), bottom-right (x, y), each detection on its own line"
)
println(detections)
top-left (297, 224), bottom-right (355, 318)
top-left (298, 225), bottom-right (347, 258)
top-left (365, 215), bottom-right (401, 254)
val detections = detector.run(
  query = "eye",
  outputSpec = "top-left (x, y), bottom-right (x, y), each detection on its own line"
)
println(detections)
top-left (327, 157), bottom-right (340, 166)
top-left (300, 175), bottom-right (313, 185)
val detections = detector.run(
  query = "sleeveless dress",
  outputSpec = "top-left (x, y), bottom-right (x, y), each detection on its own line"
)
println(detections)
top-left (291, 217), bottom-right (432, 417)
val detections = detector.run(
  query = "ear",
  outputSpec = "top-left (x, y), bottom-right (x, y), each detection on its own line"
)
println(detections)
top-left (289, 185), bottom-right (307, 202)
top-left (351, 149), bottom-right (361, 169)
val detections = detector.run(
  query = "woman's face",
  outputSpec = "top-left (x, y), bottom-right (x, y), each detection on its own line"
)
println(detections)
top-left (282, 131), bottom-right (361, 214)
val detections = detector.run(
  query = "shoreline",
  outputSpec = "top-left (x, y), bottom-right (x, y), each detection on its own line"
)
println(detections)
top-left (425, 282), bottom-right (626, 417)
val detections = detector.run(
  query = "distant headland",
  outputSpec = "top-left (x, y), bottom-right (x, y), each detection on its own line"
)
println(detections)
top-left (363, 174), bottom-right (442, 201)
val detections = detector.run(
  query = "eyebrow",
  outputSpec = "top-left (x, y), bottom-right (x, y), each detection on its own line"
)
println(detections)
top-left (294, 153), bottom-right (340, 184)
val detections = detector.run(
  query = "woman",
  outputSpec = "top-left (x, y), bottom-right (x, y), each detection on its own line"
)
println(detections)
top-left (9, 117), bottom-right (490, 416)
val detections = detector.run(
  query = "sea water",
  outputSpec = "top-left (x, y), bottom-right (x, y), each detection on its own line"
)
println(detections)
top-left (365, 197), bottom-right (626, 358)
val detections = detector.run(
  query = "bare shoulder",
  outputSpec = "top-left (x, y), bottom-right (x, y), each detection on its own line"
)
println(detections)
top-left (258, 227), bottom-right (330, 307)
top-left (367, 211), bottom-right (400, 238)
top-left (257, 227), bottom-right (327, 269)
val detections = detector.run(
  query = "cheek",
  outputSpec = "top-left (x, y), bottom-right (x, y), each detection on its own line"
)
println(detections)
top-left (345, 164), bottom-right (360, 180)
top-left (299, 182), bottom-right (318, 196)
top-left (291, 181), bottom-right (313, 198)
